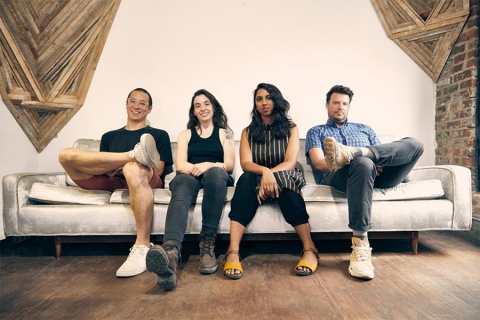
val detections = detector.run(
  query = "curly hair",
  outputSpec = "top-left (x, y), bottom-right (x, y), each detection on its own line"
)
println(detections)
top-left (326, 85), bottom-right (354, 103)
top-left (186, 89), bottom-right (232, 134)
top-left (248, 83), bottom-right (295, 142)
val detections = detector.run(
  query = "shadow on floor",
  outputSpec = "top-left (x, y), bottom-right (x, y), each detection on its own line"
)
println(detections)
top-left (0, 234), bottom-right (446, 260)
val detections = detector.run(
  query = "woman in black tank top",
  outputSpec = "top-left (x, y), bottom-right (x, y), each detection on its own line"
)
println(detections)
top-left (146, 89), bottom-right (235, 291)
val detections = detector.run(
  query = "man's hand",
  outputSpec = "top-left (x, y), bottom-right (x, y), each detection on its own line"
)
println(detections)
top-left (376, 166), bottom-right (383, 177)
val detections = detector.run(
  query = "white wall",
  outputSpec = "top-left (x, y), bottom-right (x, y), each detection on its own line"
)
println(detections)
top-left (0, 0), bottom-right (436, 237)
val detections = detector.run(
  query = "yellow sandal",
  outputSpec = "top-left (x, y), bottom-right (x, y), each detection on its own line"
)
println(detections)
top-left (223, 250), bottom-right (243, 280)
top-left (295, 247), bottom-right (319, 276)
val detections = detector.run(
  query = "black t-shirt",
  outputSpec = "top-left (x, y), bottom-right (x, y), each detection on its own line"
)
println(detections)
top-left (100, 126), bottom-right (173, 181)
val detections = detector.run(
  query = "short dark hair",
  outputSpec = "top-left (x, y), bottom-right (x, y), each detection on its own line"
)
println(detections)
top-left (326, 85), bottom-right (354, 103)
top-left (127, 88), bottom-right (153, 106)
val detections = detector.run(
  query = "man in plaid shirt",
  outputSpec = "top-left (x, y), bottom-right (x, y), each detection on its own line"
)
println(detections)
top-left (305, 85), bottom-right (424, 280)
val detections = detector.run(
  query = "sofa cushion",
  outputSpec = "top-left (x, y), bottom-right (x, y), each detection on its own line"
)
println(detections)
top-left (110, 189), bottom-right (172, 204)
top-left (371, 179), bottom-right (444, 200)
top-left (302, 179), bottom-right (444, 202)
top-left (28, 183), bottom-right (112, 205)
top-left (109, 180), bottom-right (443, 205)
top-left (109, 187), bottom-right (237, 204)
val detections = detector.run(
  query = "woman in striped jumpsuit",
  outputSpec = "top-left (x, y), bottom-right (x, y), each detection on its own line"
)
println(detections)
top-left (224, 83), bottom-right (319, 279)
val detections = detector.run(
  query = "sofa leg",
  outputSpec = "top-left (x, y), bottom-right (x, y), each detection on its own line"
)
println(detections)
top-left (55, 237), bottom-right (62, 259)
top-left (411, 231), bottom-right (419, 255)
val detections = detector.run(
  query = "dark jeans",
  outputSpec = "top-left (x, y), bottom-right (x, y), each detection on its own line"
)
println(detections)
top-left (228, 171), bottom-right (309, 227)
top-left (323, 137), bottom-right (424, 231)
top-left (163, 167), bottom-right (234, 246)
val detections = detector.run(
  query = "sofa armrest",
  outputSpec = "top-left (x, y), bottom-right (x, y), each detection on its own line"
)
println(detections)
top-left (406, 165), bottom-right (472, 229)
top-left (2, 172), bottom-right (66, 235)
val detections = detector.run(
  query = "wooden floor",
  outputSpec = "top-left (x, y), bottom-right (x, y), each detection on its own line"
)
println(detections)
top-left (1, 231), bottom-right (479, 320)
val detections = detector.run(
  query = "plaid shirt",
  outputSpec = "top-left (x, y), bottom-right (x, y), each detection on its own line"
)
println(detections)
top-left (305, 119), bottom-right (381, 183)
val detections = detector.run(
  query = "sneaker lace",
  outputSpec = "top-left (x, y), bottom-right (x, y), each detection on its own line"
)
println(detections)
top-left (340, 145), bottom-right (356, 162)
top-left (132, 143), bottom-right (146, 162)
top-left (127, 243), bottom-right (151, 261)
top-left (351, 245), bottom-right (372, 261)
top-left (162, 245), bottom-right (180, 263)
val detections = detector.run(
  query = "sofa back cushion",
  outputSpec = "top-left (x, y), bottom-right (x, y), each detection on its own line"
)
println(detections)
top-left (65, 139), bottom-right (102, 186)
top-left (163, 140), bottom-right (316, 187)
top-left (67, 136), bottom-right (398, 189)
top-left (73, 139), bottom-right (102, 151)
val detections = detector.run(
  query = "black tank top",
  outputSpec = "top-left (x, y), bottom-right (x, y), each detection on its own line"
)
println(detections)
top-left (187, 126), bottom-right (224, 164)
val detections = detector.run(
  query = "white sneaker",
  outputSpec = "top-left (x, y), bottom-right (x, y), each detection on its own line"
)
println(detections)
top-left (130, 134), bottom-right (160, 169)
top-left (116, 243), bottom-right (153, 277)
top-left (349, 237), bottom-right (375, 280)
top-left (323, 137), bottom-right (357, 172)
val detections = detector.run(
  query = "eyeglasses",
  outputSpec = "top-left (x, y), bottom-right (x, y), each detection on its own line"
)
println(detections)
top-left (127, 98), bottom-right (149, 107)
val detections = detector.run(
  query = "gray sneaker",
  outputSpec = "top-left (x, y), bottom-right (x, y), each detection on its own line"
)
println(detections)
top-left (199, 231), bottom-right (218, 274)
top-left (323, 137), bottom-right (357, 172)
top-left (131, 133), bottom-right (160, 169)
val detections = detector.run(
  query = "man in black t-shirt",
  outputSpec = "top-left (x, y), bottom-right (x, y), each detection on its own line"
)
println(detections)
top-left (59, 88), bottom-right (173, 277)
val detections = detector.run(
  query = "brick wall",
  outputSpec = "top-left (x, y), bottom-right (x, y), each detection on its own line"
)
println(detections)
top-left (435, 0), bottom-right (479, 218)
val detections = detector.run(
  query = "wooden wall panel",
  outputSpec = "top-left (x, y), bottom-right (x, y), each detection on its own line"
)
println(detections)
top-left (371, 0), bottom-right (469, 81)
top-left (0, 0), bottom-right (121, 152)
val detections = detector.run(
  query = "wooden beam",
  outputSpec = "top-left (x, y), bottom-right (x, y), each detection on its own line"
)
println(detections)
top-left (20, 101), bottom-right (75, 111)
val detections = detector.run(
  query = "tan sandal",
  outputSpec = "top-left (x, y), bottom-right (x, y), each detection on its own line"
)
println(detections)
top-left (223, 250), bottom-right (243, 280)
top-left (295, 247), bottom-right (319, 276)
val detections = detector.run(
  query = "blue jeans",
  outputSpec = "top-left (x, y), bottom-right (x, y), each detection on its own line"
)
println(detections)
top-left (163, 167), bottom-right (234, 246)
top-left (323, 137), bottom-right (424, 231)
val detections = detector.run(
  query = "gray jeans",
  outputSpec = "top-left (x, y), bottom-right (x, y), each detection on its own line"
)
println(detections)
top-left (323, 137), bottom-right (424, 231)
top-left (163, 167), bottom-right (234, 246)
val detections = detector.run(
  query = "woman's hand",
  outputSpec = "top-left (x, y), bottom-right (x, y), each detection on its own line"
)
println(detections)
top-left (190, 162), bottom-right (225, 177)
top-left (257, 169), bottom-right (279, 204)
top-left (190, 163), bottom-right (211, 177)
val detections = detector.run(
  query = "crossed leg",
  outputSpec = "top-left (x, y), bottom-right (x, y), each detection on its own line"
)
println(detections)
top-left (59, 148), bottom-right (134, 180)
top-left (59, 148), bottom-right (155, 245)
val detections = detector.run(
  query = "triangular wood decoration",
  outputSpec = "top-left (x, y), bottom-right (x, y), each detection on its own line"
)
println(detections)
top-left (382, 0), bottom-right (421, 33)
top-left (371, 0), bottom-right (469, 81)
top-left (0, 0), bottom-right (121, 152)
top-left (404, 0), bottom-right (436, 21)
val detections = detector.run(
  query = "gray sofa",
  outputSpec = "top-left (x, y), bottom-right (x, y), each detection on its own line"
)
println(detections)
top-left (2, 138), bottom-right (472, 258)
